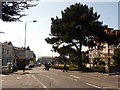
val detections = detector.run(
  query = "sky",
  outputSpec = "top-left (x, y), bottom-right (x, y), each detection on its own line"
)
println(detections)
top-left (0, 1), bottom-right (118, 59)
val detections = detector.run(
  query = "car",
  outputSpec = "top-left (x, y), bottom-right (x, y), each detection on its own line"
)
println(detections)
top-left (29, 64), bottom-right (34, 68)
top-left (13, 65), bottom-right (18, 72)
top-left (37, 62), bottom-right (42, 66)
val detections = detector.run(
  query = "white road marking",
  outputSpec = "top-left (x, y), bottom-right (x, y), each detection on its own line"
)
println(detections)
top-left (31, 75), bottom-right (37, 80)
top-left (31, 74), bottom-right (48, 89)
top-left (26, 74), bottom-right (31, 78)
top-left (16, 77), bottom-right (22, 79)
top-left (63, 76), bottom-right (77, 81)
top-left (70, 75), bottom-right (80, 79)
top-left (86, 83), bottom-right (101, 88)
top-left (69, 77), bottom-right (77, 81)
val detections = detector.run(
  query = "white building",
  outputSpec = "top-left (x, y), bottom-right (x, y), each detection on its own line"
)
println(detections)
top-left (1, 42), bottom-right (14, 66)
top-left (88, 29), bottom-right (120, 66)
top-left (0, 41), bottom-right (36, 72)
top-left (89, 43), bottom-right (115, 65)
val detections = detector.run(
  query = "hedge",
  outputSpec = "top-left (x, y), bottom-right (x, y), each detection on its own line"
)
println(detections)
top-left (50, 64), bottom-right (80, 71)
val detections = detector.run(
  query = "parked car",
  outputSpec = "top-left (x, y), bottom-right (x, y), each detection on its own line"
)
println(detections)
top-left (13, 65), bottom-right (18, 72)
top-left (37, 62), bottom-right (42, 66)
top-left (29, 64), bottom-right (34, 68)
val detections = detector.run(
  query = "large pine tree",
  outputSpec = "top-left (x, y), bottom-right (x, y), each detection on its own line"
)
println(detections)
top-left (45, 3), bottom-right (109, 68)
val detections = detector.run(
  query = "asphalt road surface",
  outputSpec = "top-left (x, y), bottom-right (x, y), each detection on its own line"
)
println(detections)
top-left (2, 65), bottom-right (120, 90)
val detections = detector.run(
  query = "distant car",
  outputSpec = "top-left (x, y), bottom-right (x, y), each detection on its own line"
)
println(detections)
top-left (29, 64), bottom-right (34, 68)
top-left (37, 62), bottom-right (42, 66)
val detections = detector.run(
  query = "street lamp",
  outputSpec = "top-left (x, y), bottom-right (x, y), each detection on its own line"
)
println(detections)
top-left (24, 20), bottom-right (37, 49)
top-left (24, 20), bottom-right (37, 72)
top-left (0, 31), bottom-right (5, 34)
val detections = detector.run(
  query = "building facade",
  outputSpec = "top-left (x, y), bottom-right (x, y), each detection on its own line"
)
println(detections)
top-left (1, 41), bottom-right (36, 70)
top-left (14, 47), bottom-right (36, 68)
top-left (89, 43), bottom-right (115, 64)
top-left (88, 29), bottom-right (120, 67)
top-left (0, 42), bottom-right (14, 66)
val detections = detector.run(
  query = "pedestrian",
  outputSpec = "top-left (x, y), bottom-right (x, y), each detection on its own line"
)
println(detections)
top-left (23, 61), bottom-right (26, 72)
top-left (43, 62), bottom-right (47, 70)
top-left (63, 63), bottom-right (68, 72)
top-left (47, 62), bottom-right (50, 70)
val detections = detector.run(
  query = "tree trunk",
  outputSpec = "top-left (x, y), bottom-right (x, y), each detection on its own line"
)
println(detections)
top-left (78, 52), bottom-right (82, 68)
top-left (78, 42), bottom-right (82, 69)
top-left (72, 40), bottom-right (83, 69)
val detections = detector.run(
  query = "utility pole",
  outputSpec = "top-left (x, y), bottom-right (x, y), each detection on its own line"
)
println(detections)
top-left (24, 20), bottom-right (37, 72)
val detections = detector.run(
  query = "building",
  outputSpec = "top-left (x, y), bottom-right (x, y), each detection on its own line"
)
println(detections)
top-left (0, 41), bottom-right (36, 70)
top-left (0, 41), bottom-right (15, 66)
top-left (88, 29), bottom-right (120, 67)
top-left (14, 47), bottom-right (36, 69)
top-left (37, 56), bottom-right (54, 64)
top-left (0, 41), bottom-right (15, 73)
top-left (14, 47), bottom-right (25, 60)
top-left (89, 43), bottom-right (115, 64)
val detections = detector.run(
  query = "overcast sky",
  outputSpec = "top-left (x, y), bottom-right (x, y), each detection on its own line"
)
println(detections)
top-left (0, 1), bottom-right (118, 59)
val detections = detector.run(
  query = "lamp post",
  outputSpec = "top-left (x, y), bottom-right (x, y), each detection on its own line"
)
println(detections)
top-left (24, 20), bottom-right (37, 49)
top-left (24, 20), bottom-right (37, 72)
top-left (0, 31), bottom-right (5, 34)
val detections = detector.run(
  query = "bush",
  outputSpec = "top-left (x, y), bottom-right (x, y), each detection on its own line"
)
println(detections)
top-left (50, 65), bottom-right (65, 69)
top-left (50, 64), bottom-right (89, 71)
top-left (69, 64), bottom-right (77, 68)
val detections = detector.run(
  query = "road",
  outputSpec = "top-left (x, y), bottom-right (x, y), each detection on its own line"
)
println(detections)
top-left (2, 65), bottom-right (120, 90)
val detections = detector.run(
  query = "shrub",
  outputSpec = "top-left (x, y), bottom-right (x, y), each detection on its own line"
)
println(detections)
top-left (50, 65), bottom-right (67, 69)
top-left (69, 64), bottom-right (77, 68)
